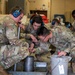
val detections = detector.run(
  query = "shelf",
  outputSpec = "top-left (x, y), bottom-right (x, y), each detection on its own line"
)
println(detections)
top-left (30, 10), bottom-right (47, 17)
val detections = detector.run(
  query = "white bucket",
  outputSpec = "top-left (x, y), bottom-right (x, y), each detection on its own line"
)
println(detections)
top-left (50, 55), bottom-right (71, 75)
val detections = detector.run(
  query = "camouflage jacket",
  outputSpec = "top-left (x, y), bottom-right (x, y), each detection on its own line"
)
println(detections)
top-left (49, 25), bottom-right (74, 54)
top-left (72, 20), bottom-right (75, 30)
top-left (0, 16), bottom-right (29, 69)
top-left (71, 30), bottom-right (75, 36)
top-left (35, 40), bottom-right (51, 54)
top-left (21, 23), bottom-right (38, 45)
top-left (0, 16), bottom-right (18, 45)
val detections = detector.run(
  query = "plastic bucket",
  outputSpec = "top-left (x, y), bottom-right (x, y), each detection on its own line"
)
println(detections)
top-left (50, 55), bottom-right (71, 75)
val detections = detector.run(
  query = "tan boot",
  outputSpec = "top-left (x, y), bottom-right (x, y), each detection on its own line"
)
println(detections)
top-left (0, 65), bottom-right (10, 75)
top-left (72, 63), bottom-right (75, 73)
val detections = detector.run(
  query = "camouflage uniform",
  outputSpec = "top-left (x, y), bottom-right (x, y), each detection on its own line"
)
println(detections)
top-left (49, 25), bottom-right (75, 56)
top-left (72, 20), bottom-right (75, 30)
top-left (0, 16), bottom-right (29, 69)
top-left (21, 24), bottom-right (50, 56)
top-left (34, 40), bottom-right (51, 54)
top-left (70, 21), bottom-right (75, 36)
top-left (49, 25), bottom-right (75, 73)
top-left (21, 23), bottom-right (38, 45)
top-left (70, 20), bottom-right (75, 73)
top-left (71, 30), bottom-right (75, 36)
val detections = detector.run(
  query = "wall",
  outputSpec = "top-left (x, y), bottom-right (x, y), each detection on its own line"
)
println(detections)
top-left (29, 0), bottom-right (48, 10)
top-left (1, 0), bottom-right (26, 14)
top-left (0, 3), bottom-right (1, 13)
top-left (0, 0), bottom-right (5, 14)
top-left (25, 0), bottom-right (30, 16)
top-left (29, 0), bottom-right (50, 21)
top-left (51, 0), bottom-right (75, 23)
top-left (29, 0), bottom-right (75, 22)
top-left (51, 0), bottom-right (65, 20)
top-left (65, 0), bottom-right (75, 22)
top-left (1, 0), bottom-right (75, 23)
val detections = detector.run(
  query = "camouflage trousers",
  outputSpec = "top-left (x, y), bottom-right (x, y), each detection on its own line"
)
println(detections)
top-left (0, 40), bottom-right (29, 69)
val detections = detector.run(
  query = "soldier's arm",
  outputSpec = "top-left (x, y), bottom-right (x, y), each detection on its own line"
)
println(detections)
top-left (58, 43), bottom-right (70, 56)
top-left (20, 33), bottom-right (31, 39)
top-left (69, 37), bottom-right (75, 57)
top-left (21, 24), bottom-right (32, 39)
top-left (21, 24), bottom-right (38, 42)
top-left (43, 31), bottom-right (52, 42)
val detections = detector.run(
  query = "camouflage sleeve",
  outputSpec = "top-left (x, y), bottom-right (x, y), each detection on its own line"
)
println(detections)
top-left (64, 48), bottom-right (70, 53)
top-left (51, 26), bottom-right (73, 53)
top-left (20, 33), bottom-right (31, 39)
top-left (3, 16), bottom-right (19, 45)
top-left (21, 24), bottom-right (32, 39)
top-left (24, 24), bottom-right (30, 33)
top-left (72, 20), bottom-right (75, 29)
top-left (69, 37), bottom-right (75, 57)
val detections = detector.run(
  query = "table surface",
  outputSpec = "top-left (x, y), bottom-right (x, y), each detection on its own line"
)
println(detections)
top-left (9, 70), bottom-right (75, 75)
top-left (9, 72), bottom-right (47, 75)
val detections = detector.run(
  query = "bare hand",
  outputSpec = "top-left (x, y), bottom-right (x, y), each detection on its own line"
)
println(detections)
top-left (29, 48), bottom-right (35, 53)
top-left (30, 34), bottom-right (38, 42)
top-left (43, 37), bottom-right (49, 42)
top-left (58, 51), bottom-right (67, 56)
top-left (43, 31), bottom-right (52, 42)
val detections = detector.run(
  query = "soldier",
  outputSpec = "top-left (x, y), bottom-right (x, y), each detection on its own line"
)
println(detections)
top-left (34, 26), bottom-right (51, 61)
top-left (37, 25), bottom-right (75, 73)
top-left (50, 25), bottom-right (75, 73)
top-left (35, 26), bottom-right (51, 54)
top-left (0, 6), bottom-right (29, 75)
top-left (21, 15), bottom-right (44, 52)
top-left (50, 18), bottom-right (60, 28)
top-left (64, 22), bottom-right (75, 72)
top-left (65, 22), bottom-right (75, 36)
top-left (72, 10), bottom-right (75, 30)
top-left (35, 26), bottom-right (71, 55)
